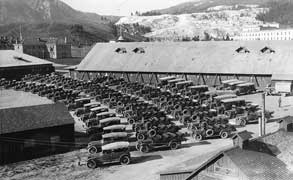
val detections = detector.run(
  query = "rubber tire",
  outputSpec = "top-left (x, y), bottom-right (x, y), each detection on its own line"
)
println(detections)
top-left (137, 133), bottom-right (145, 141)
top-left (195, 134), bottom-right (203, 141)
top-left (240, 119), bottom-right (247, 127)
top-left (136, 143), bottom-right (141, 151)
top-left (140, 145), bottom-right (150, 153)
top-left (128, 118), bottom-right (135, 125)
top-left (206, 129), bottom-right (214, 137)
top-left (170, 142), bottom-right (178, 150)
top-left (88, 146), bottom-right (98, 154)
top-left (220, 131), bottom-right (229, 139)
top-left (87, 160), bottom-right (97, 169)
top-left (120, 155), bottom-right (131, 165)
top-left (148, 129), bottom-right (157, 138)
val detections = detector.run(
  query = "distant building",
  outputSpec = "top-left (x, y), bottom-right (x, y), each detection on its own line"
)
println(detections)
top-left (0, 89), bottom-right (75, 165)
top-left (236, 29), bottom-right (293, 41)
top-left (14, 38), bottom-right (71, 59)
top-left (0, 50), bottom-right (54, 80)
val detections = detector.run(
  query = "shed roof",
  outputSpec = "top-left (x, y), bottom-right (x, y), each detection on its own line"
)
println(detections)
top-left (225, 148), bottom-right (290, 180)
top-left (77, 41), bottom-right (293, 75)
top-left (0, 90), bottom-right (74, 134)
top-left (272, 74), bottom-right (293, 81)
top-left (185, 147), bottom-right (291, 180)
top-left (0, 50), bottom-right (52, 68)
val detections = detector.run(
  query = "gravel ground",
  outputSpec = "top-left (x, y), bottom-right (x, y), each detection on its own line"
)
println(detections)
top-left (1, 93), bottom-right (293, 180)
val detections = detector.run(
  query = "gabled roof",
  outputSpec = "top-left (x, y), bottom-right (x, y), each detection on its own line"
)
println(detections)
top-left (225, 148), bottom-right (290, 180)
top-left (0, 50), bottom-right (52, 68)
top-left (185, 147), bottom-right (291, 180)
top-left (272, 74), bottom-right (293, 81)
top-left (77, 41), bottom-right (293, 75)
top-left (0, 90), bottom-right (74, 134)
top-left (232, 130), bottom-right (253, 141)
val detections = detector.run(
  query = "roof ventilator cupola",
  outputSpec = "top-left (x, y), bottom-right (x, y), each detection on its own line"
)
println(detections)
top-left (260, 46), bottom-right (275, 54)
top-left (115, 48), bottom-right (127, 54)
top-left (236, 47), bottom-right (250, 53)
top-left (133, 47), bottom-right (145, 54)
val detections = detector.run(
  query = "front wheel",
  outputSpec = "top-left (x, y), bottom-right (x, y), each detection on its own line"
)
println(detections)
top-left (169, 142), bottom-right (178, 150)
top-left (140, 145), bottom-right (150, 153)
top-left (87, 159), bottom-right (97, 169)
top-left (120, 155), bottom-right (131, 165)
top-left (194, 134), bottom-right (203, 141)
top-left (88, 146), bottom-right (98, 154)
top-left (136, 143), bottom-right (141, 151)
top-left (240, 119), bottom-right (247, 127)
top-left (220, 131), bottom-right (229, 139)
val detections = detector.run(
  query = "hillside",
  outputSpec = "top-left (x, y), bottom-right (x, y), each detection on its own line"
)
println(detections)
top-left (0, 0), bottom-right (120, 44)
top-left (117, 5), bottom-right (268, 41)
top-left (145, 0), bottom-right (278, 15)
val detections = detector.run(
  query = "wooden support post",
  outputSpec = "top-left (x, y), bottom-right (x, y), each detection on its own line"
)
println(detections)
top-left (197, 75), bottom-right (201, 85)
top-left (135, 72), bottom-right (140, 82)
top-left (201, 74), bottom-right (206, 85)
top-left (149, 73), bottom-right (154, 85)
top-left (126, 73), bottom-right (130, 82)
top-left (213, 74), bottom-right (218, 87)
top-left (81, 72), bottom-right (85, 80)
top-left (254, 75), bottom-right (260, 87)
top-left (184, 74), bottom-right (188, 81)
top-left (219, 75), bottom-right (222, 84)
top-left (140, 73), bottom-right (145, 83)
top-left (155, 74), bottom-right (159, 84)
top-left (262, 93), bottom-right (266, 135)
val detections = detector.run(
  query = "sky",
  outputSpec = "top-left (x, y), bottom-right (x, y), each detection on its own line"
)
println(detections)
top-left (61, 0), bottom-right (192, 16)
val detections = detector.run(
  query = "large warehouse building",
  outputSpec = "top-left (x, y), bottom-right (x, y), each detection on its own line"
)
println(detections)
top-left (0, 89), bottom-right (75, 165)
top-left (76, 41), bottom-right (293, 89)
top-left (0, 50), bottom-right (54, 80)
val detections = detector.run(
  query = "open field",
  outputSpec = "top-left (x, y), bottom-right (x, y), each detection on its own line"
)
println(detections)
top-left (1, 93), bottom-right (292, 180)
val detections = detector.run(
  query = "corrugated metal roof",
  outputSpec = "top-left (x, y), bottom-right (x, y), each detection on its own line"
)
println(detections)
top-left (0, 50), bottom-right (52, 68)
top-left (0, 103), bottom-right (74, 135)
top-left (272, 74), bottom-right (293, 81)
top-left (77, 41), bottom-right (293, 75)
top-left (225, 148), bottom-right (290, 180)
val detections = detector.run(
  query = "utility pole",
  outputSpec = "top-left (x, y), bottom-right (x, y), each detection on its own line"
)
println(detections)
top-left (262, 92), bottom-right (266, 135)
top-left (259, 93), bottom-right (266, 136)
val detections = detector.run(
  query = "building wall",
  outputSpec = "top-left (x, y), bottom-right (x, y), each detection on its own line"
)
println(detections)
top-left (23, 44), bottom-right (50, 59)
top-left (0, 64), bottom-right (54, 80)
top-left (0, 124), bottom-right (74, 165)
top-left (56, 44), bottom-right (72, 59)
top-left (238, 29), bottom-right (293, 41)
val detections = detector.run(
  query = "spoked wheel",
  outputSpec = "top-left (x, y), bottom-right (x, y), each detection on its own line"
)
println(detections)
top-left (120, 155), bottom-right (131, 165)
top-left (136, 143), bottom-right (141, 151)
top-left (220, 131), bottom-right (229, 139)
top-left (240, 119), bottom-right (247, 127)
top-left (137, 133), bottom-right (146, 141)
top-left (194, 134), bottom-right (203, 141)
top-left (87, 159), bottom-right (97, 169)
top-left (140, 145), bottom-right (150, 153)
top-left (128, 118), bottom-right (135, 125)
top-left (169, 142), bottom-right (178, 150)
top-left (88, 146), bottom-right (98, 154)
top-left (148, 129), bottom-right (157, 137)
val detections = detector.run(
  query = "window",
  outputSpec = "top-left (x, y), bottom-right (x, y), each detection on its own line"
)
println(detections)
top-left (133, 47), bottom-right (145, 53)
top-left (236, 47), bottom-right (250, 53)
top-left (115, 48), bottom-right (127, 54)
top-left (24, 139), bottom-right (36, 148)
top-left (260, 46), bottom-right (275, 54)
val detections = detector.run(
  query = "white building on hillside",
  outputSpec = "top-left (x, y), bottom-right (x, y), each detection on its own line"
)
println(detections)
top-left (236, 29), bottom-right (293, 41)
